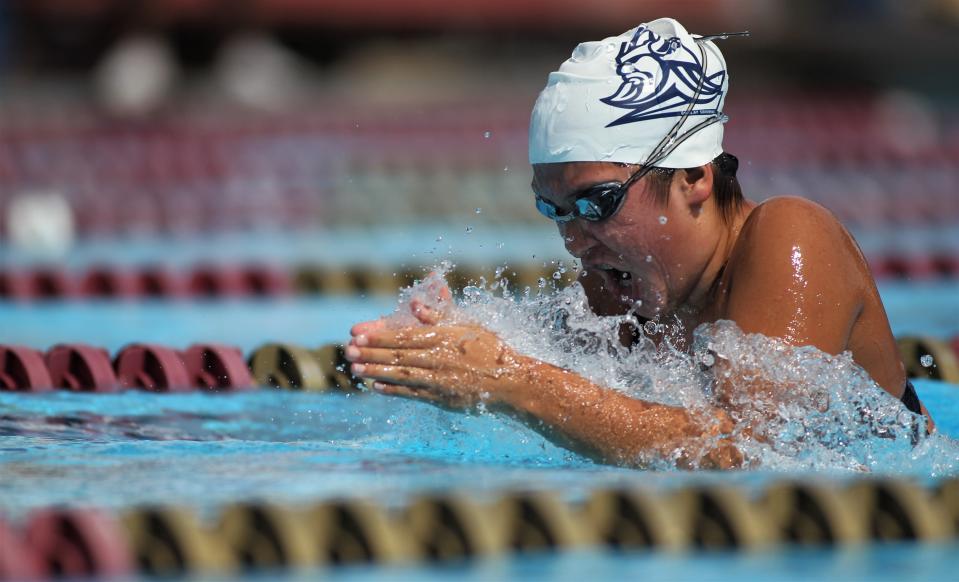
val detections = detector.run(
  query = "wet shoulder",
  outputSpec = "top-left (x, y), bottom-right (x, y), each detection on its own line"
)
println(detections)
top-left (719, 197), bottom-right (872, 354)
top-left (725, 196), bottom-right (869, 308)
top-left (741, 196), bottom-right (847, 244)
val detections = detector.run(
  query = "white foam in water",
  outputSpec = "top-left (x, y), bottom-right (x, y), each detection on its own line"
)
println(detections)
top-left (383, 264), bottom-right (959, 474)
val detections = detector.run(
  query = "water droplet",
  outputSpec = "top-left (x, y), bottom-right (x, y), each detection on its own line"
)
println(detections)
top-left (645, 255), bottom-right (653, 262)
top-left (475, 207), bottom-right (482, 214)
top-left (483, 131), bottom-right (492, 139)
top-left (497, 242), bottom-right (505, 249)
top-left (700, 352), bottom-right (716, 367)
top-left (435, 235), bottom-right (443, 242)
top-left (552, 271), bottom-right (562, 280)
top-left (465, 225), bottom-right (473, 234)
top-left (920, 354), bottom-right (934, 367)
top-left (503, 166), bottom-right (509, 172)
top-left (643, 320), bottom-right (659, 336)
top-left (537, 277), bottom-right (547, 288)
top-left (658, 215), bottom-right (668, 225)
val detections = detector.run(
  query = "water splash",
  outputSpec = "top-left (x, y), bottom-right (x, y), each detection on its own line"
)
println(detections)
top-left (384, 267), bottom-right (958, 475)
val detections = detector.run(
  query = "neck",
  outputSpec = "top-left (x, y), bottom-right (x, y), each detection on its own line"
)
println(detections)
top-left (683, 200), bottom-right (755, 315)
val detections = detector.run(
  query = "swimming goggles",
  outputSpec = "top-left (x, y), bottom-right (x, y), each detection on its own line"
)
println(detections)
top-left (535, 31), bottom-right (748, 224)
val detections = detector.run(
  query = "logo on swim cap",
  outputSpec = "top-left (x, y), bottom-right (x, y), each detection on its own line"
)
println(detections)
top-left (601, 25), bottom-right (726, 128)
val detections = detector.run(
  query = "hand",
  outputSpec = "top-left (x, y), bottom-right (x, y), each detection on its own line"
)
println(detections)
top-left (346, 318), bottom-right (527, 411)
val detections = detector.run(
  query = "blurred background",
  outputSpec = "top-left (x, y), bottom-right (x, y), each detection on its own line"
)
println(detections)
top-left (1, 0), bottom-right (958, 294)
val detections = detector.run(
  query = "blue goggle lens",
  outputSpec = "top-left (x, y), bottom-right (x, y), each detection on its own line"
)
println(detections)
top-left (535, 183), bottom-right (625, 223)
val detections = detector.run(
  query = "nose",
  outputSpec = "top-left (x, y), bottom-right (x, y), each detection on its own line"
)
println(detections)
top-left (559, 219), bottom-right (595, 259)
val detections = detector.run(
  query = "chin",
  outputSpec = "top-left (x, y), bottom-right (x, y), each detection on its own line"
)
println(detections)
top-left (624, 276), bottom-right (669, 320)
top-left (633, 299), bottom-right (666, 320)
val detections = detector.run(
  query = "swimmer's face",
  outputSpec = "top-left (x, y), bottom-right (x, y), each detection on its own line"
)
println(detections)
top-left (532, 161), bottom-right (719, 319)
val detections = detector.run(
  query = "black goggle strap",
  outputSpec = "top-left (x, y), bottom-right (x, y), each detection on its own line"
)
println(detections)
top-left (640, 41), bottom-right (710, 170)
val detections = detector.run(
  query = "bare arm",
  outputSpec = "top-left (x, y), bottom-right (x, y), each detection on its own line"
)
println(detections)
top-left (347, 318), bottom-right (742, 469)
top-left (495, 356), bottom-right (742, 469)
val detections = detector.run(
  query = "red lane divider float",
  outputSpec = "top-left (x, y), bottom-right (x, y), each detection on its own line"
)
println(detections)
top-left (138, 266), bottom-right (190, 298)
top-left (186, 265), bottom-right (293, 298)
top-left (0, 341), bottom-right (350, 394)
top-left (23, 508), bottom-right (133, 580)
top-left (1, 264), bottom-right (295, 301)
top-left (182, 344), bottom-right (255, 392)
top-left (45, 344), bottom-right (120, 393)
top-left (0, 517), bottom-right (43, 581)
top-left (0, 269), bottom-right (80, 301)
top-left (115, 344), bottom-right (194, 393)
top-left (79, 267), bottom-right (145, 299)
top-left (114, 343), bottom-right (255, 393)
top-left (0, 346), bottom-right (54, 392)
top-left (0, 342), bottom-right (259, 393)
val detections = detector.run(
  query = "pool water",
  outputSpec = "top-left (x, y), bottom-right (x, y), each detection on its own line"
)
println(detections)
top-left (1, 378), bottom-right (957, 519)
top-left (326, 543), bottom-right (959, 582)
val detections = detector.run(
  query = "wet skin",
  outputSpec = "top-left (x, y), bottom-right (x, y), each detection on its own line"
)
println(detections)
top-left (347, 161), bottom-right (931, 469)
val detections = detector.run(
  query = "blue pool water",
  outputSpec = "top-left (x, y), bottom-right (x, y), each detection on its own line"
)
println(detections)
top-left (326, 543), bottom-right (959, 582)
top-left (1, 378), bottom-right (956, 519)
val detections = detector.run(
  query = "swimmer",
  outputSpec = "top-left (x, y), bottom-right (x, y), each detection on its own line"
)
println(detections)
top-left (346, 18), bottom-right (932, 469)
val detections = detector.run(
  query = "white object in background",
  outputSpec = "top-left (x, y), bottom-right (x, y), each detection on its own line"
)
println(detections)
top-left (215, 33), bottom-right (304, 110)
top-left (5, 191), bottom-right (76, 258)
top-left (95, 34), bottom-right (178, 117)
top-left (875, 89), bottom-right (939, 158)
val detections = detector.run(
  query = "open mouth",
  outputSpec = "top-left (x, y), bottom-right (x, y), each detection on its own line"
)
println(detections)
top-left (594, 265), bottom-right (633, 287)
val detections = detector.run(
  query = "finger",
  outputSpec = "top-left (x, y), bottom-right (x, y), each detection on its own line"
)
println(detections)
top-left (351, 363), bottom-right (436, 387)
top-left (410, 299), bottom-right (444, 325)
top-left (371, 382), bottom-right (443, 404)
top-left (350, 319), bottom-right (388, 337)
top-left (424, 273), bottom-right (452, 302)
top-left (358, 327), bottom-right (451, 349)
top-left (344, 345), bottom-right (436, 368)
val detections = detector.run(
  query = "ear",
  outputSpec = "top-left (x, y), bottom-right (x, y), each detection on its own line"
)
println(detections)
top-left (678, 163), bottom-right (713, 210)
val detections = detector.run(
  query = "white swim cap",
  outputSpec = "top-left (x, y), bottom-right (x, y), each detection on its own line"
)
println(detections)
top-left (529, 18), bottom-right (730, 168)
